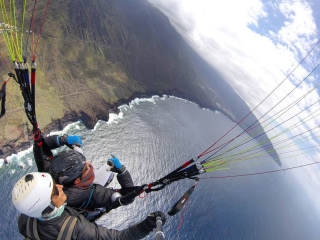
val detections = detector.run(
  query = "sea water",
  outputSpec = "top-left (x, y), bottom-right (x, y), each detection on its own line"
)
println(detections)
top-left (1, 95), bottom-right (320, 240)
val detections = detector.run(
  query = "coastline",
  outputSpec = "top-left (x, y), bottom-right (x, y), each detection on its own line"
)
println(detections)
top-left (43, 89), bottom-right (231, 133)
top-left (0, 92), bottom-right (230, 162)
top-left (0, 92), bottom-right (234, 159)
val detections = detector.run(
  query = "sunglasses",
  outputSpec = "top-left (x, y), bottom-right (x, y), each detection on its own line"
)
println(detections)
top-left (51, 183), bottom-right (59, 197)
top-left (80, 162), bottom-right (90, 180)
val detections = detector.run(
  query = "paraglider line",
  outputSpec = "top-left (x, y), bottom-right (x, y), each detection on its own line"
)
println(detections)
top-left (0, 52), bottom-right (11, 72)
top-left (200, 161), bottom-right (320, 179)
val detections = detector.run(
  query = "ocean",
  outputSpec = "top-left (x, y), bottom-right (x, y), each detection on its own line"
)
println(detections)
top-left (1, 95), bottom-right (320, 240)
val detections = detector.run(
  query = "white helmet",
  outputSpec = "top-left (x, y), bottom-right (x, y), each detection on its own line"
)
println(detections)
top-left (12, 172), bottom-right (53, 218)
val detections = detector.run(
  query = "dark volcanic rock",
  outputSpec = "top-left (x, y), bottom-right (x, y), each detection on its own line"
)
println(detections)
top-left (0, 0), bottom-right (280, 166)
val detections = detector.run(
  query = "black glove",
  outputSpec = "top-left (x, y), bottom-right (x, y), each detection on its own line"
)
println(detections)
top-left (142, 211), bottom-right (166, 231)
top-left (118, 195), bottom-right (135, 205)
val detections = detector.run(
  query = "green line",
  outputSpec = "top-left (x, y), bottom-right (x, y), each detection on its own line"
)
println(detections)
top-left (0, 0), bottom-right (15, 60)
top-left (204, 145), bottom-right (320, 173)
top-left (208, 78), bottom-right (320, 163)
top-left (208, 102), bottom-right (320, 165)
top-left (0, 0), bottom-right (27, 62)
top-left (19, 0), bottom-right (27, 59)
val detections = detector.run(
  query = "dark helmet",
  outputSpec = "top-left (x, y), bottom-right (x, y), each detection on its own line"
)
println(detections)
top-left (49, 150), bottom-right (86, 185)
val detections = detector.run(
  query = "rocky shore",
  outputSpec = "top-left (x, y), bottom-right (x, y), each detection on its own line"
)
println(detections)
top-left (0, 0), bottom-right (279, 165)
top-left (1, 87), bottom-right (231, 158)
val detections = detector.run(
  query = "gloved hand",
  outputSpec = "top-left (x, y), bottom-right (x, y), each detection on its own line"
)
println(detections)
top-left (142, 211), bottom-right (166, 231)
top-left (108, 155), bottom-right (125, 173)
top-left (120, 197), bottom-right (135, 205)
top-left (67, 135), bottom-right (83, 147)
top-left (58, 134), bottom-right (83, 147)
top-left (108, 155), bottom-right (122, 169)
top-left (111, 191), bottom-right (135, 206)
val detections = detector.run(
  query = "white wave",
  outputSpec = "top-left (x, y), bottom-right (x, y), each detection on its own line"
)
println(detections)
top-left (6, 146), bottom-right (33, 163)
top-left (167, 95), bottom-right (222, 115)
top-left (92, 120), bottom-right (104, 131)
top-left (19, 163), bottom-right (25, 169)
top-left (169, 95), bottom-right (199, 107)
top-left (106, 112), bottom-right (124, 125)
top-left (125, 95), bottom-right (169, 108)
top-left (49, 121), bottom-right (83, 136)
top-left (27, 158), bottom-right (33, 167)
top-left (2, 144), bottom-right (35, 172)
top-left (129, 96), bottom-right (158, 107)
top-left (109, 95), bottom-right (220, 126)
top-left (3, 94), bottom-right (224, 170)
top-left (9, 169), bottom-right (16, 176)
top-left (49, 130), bottom-right (64, 136)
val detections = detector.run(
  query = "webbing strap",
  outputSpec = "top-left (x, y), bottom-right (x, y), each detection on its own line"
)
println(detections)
top-left (26, 217), bottom-right (40, 240)
top-left (0, 85), bottom-right (6, 118)
top-left (26, 216), bottom-right (78, 240)
top-left (32, 218), bottom-right (40, 240)
top-left (26, 217), bottom-right (31, 239)
top-left (57, 216), bottom-right (78, 240)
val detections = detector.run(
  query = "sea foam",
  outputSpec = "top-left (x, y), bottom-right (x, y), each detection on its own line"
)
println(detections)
top-left (1, 95), bottom-right (219, 173)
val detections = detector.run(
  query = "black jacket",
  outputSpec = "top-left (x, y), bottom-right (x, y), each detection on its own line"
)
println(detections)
top-left (18, 206), bottom-right (153, 240)
top-left (33, 135), bottom-right (135, 211)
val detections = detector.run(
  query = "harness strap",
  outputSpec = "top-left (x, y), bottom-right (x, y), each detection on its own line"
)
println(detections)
top-left (26, 215), bottom-right (78, 240)
top-left (32, 218), bottom-right (40, 240)
top-left (26, 217), bottom-right (31, 239)
top-left (25, 218), bottom-right (40, 240)
top-left (57, 216), bottom-right (78, 240)
top-left (0, 82), bottom-right (7, 118)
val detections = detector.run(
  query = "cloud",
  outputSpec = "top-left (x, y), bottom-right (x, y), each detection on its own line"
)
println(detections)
top-left (148, 0), bottom-right (320, 187)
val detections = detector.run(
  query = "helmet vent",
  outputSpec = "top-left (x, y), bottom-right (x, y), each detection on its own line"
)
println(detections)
top-left (25, 174), bottom-right (34, 182)
top-left (63, 166), bottom-right (73, 171)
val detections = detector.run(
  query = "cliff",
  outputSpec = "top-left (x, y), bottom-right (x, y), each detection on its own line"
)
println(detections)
top-left (0, 0), bottom-right (280, 166)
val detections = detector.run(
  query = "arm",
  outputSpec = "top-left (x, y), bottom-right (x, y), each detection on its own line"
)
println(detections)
top-left (117, 168), bottom-right (134, 188)
top-left (42, 134), bottom-right (83, 150)
top-left (108, 156), bottom-right (136, 206)
top-left (73, 211), bottom-right (165, 240)
top-left (18, 207), bottom-right (165, 240)
top-left (33, 134), bottom-right (83, 172)
top-left (43, 135), bottom-right (61, 149)
top-left (33, 135), bottom-right (57, 172)
top-left (108, 156), bottom-right (134, 188)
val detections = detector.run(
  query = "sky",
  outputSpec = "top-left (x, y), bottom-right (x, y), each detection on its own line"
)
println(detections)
top-left (147, 0), bottom-right (320, 201)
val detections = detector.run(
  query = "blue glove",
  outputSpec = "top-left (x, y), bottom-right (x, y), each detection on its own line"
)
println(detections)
top-left (67, 135), bottom-right (83, 147)
top-left (57, 134), bottom-right (83, 147)
top-left (108, 155), bottom-right (123, 169)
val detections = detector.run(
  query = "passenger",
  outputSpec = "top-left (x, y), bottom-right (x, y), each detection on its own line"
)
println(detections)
top-left (33, 134), bottom-right (135, 216)
top-left (12, 172), bottom-right (166, 240)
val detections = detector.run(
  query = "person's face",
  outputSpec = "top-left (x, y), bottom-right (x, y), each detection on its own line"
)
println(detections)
top-left (51, 184), bottom-right (67, 207)
top-left (73, 161), bottom-right (91, 184)
top-left (81, 161), bottom-right (91, 179)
